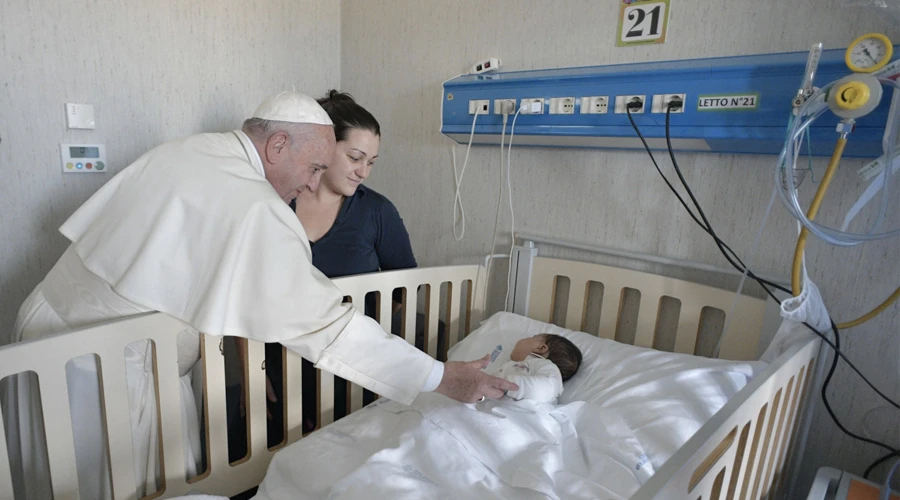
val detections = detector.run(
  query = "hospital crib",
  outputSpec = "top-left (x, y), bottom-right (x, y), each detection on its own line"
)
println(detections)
top-left (0, 249), bottom-right (820, 500)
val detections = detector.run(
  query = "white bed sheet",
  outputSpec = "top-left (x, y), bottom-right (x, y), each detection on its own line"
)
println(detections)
top-left (243, 312), bottom-right (765, 500)
top-left (449, 312), bottom-right (766, 468)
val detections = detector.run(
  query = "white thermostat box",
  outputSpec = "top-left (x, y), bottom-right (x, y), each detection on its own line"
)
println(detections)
top-left (60, 144), bottom-right (107, 173)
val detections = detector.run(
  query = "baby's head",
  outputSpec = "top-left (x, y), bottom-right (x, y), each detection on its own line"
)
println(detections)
top-left (510, 334), bottom-right (582, 381)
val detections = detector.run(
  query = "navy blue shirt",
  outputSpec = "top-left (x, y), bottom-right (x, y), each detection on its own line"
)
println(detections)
top-left (291, 185), bottom-right (416, 315)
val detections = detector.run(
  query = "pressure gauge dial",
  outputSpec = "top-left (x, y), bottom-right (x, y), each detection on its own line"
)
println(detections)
top-left (845, 33), bottom-right (893, 73)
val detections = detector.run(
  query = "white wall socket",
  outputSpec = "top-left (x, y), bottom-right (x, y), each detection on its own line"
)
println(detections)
top-left (650, 94), bottom-right (687, 113)
top-left (549, 97), bottom-right (575, 114)
top-left (493, 98), bottom-right (516, 115)
top-left (468, 99), bottom-right (490, 115)
top-left (614, 95), bottom-right (646, 114)
top-left (520, 98), bottom-right (544, 114)
top-left (580, 96), bottom-right (609, 114)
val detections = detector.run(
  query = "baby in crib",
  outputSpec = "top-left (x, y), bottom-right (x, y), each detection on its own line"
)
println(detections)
top-left (491, 334), bottom-right (582, 405)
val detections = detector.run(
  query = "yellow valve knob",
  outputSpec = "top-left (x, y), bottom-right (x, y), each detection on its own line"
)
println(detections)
top-left (835, 81), bottom-right (871, 110)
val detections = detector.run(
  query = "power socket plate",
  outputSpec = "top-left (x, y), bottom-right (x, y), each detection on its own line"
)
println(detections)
top-left (580, 96), bottom-right (609, 114)
top-left (614, 95), bottom-right (646, 114)
top-left (651, 94), bottom-right (687, 113)
top-left (520, 98), bottom-right (544, 114)
top-left (494, 99), bottom-right (516, 115)
top-left (468, 99), bottom-right (490, 115)
top-left (549, 97), bottom-right (575, 114)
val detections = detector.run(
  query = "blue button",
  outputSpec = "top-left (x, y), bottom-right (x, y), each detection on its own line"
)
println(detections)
top-left (76, 163), bottom-right (83, 169)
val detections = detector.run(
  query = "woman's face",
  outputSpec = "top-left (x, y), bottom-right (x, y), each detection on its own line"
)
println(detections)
top-left (320, 128), bottom-right (380, 197)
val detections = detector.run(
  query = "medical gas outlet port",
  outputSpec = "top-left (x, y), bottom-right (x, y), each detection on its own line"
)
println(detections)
top-left (615, 95), bottom-right (645, 113)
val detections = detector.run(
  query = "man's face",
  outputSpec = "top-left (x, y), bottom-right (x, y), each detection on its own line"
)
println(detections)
top-left (266, 124), bottom-right (336, 203)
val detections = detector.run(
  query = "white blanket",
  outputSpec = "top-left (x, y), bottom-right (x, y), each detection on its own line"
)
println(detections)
top-left (255, 394), bottom-right (653, 500)
top-left (172, 312), bottom-right (764, 500)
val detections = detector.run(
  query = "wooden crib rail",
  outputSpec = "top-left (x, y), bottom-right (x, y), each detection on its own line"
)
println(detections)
top-left (633, 337), bottom-right (819, 500)
top-left (526, 257), bottom-right (769, 360)
top-left (0, 264), bottom-right (485, 499)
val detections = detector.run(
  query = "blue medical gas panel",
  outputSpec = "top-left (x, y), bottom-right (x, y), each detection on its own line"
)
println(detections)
top-left (440, 47), bottom-right (899, 158)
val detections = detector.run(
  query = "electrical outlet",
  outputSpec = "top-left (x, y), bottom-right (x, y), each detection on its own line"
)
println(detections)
top-left (549, 97), bottom-right (575, 114)
top-left (520, 98), bottom-right (544, 114)
top-left (493, 98), bottom-right (517, 115)
top-left (614, 95), bottom-right (645, 114)
top-left (471, 57), bottom-right (502, 74)
top-left (579, 96), bottom-right (609, 114)
top-left (468, 99), bottom-right (490, 115)
top-left (651, 94), bottom-right (687, 113)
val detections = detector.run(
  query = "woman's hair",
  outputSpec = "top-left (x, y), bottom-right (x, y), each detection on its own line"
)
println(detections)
top-left (541, 334), bottom-right (582, 381)
top-left (317, 90), bottom-right (381, 143)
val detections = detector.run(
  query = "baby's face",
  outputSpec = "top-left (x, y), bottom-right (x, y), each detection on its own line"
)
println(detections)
top-left (510, 335), bottom-right (548, 361)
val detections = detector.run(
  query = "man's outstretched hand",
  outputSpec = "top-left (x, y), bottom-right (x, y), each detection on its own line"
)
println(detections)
top-left (434, 355), bottom-right (519, 403)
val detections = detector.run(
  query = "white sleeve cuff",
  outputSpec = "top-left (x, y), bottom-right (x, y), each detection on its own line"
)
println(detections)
top-left (421, 360), bottom-right (444, 392)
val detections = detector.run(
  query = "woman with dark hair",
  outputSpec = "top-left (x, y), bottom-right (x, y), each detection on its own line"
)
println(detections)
top-left (292, 90), bottom-right (416, 288)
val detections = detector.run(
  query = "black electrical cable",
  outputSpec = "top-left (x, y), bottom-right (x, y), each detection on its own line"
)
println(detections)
top-left (625, 103), bottom-right (900, 477)
top-left (867, 450), bottom-right (900, 479)
top-left (657, 106), bottom-right (899, 411)
top-left (623, 106), bottom-right (791, 296)
top-left (820, 323), bottom-right (898, 456)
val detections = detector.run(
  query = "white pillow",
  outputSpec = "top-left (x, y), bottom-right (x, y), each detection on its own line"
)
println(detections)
top-left (448, 312), bottom-right (765, 469)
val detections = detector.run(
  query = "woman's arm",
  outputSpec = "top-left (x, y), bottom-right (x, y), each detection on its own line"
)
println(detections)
top-left (375, 200), bottom-right (417, 312)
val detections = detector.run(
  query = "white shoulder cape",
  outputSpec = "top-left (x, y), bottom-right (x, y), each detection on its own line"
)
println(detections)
top-left (59, 131), bottom-right (350, 342)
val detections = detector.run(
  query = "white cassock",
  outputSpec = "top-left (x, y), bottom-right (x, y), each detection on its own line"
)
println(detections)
top-left (2, 130), bottom-right (442, 500)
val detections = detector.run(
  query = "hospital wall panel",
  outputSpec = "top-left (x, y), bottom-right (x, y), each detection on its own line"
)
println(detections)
top-left (339, 0), bottom-right (900, 494)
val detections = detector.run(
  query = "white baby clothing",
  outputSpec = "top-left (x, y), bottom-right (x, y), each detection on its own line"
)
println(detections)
top-left (493, 354), bottom-right (564, 404)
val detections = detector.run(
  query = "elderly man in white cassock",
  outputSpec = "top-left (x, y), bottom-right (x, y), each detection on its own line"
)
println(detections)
top-left (3, 91), bottom-right (517, 500)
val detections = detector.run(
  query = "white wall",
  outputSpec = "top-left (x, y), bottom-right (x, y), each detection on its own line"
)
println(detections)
top-left (0, 0), bottom-right (341, 343)
top-left (340, 0), bottom-right (900, 492)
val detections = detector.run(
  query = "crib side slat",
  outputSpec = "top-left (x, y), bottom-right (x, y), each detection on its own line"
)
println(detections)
top-left (204, 336), bottom-right (231, 471)
top-left (0, 401), bottom-right (12, 500)
top-left (318, 368), bottom-right (335, 428)
top-left (673, 302), bottom-right (703, 355)
top-left (404, 289), bottom-right (418, 347)
top-left (285, 349), bottom-right (305, 443)
top-left (245, 340), bottom-right (268, 461)
top-left (427, 285), bottom-right (440, 358)
top-left (633, 291), bottom-right (659, 348)
top-left (447, 282), bottom-right (462, 351)
top-left (97, 352), bottom-right (139, 498)
top-left (564, 279), bottom-right (588, 332)
top-left (156, 336), bottom-right (188, 487)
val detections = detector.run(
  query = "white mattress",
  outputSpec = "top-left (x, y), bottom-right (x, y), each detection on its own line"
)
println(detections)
top-left (243, 312), bottom-right (764, 500)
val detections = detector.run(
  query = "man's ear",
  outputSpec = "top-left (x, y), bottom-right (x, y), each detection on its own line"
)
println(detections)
top-left (264, 131), bottom-right (290, 164)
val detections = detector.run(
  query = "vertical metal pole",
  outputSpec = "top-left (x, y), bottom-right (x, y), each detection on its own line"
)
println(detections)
top-left (509, 241), bottom-right (538, 316)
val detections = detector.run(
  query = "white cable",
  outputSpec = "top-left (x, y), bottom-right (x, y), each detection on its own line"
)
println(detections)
top-left (452, 110), bottom-right (481, 241)
top-left (485, 113), bottom-right (508, 294)
top-left (504, 108), bottom-right (523, 311)
top-left (714, 184), bottom-right (779, 358)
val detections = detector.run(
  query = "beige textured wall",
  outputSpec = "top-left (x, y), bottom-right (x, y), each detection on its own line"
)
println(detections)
top-left (0, 0), bottom-right (340, 343)
top-left (340, 0), bottom-right (899, 492)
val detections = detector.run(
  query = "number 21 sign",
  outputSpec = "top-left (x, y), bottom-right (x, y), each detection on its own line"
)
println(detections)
top-left (616, 0), bottom-right (671, 47)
